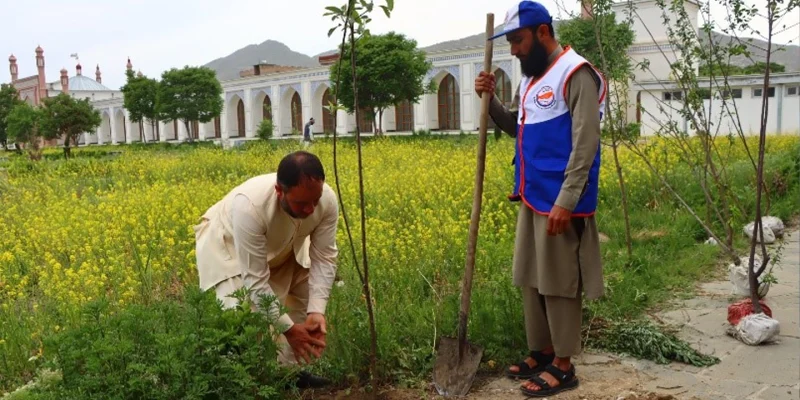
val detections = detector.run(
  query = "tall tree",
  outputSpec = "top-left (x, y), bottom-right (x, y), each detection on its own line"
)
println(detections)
top-left (558, 5), bottom-right (636, 262)
top-left (329, 31), bottom-right (434, 134)
top-left (121, 70), bottom-right (160, 142)
top-left (0, 84), bottom-right (22, 151)
top-left (39, 93), bottom-right (102, 159)
top-left (156, 66), bottom-right (223, 142)
top-left (324, 0), bottom-right (395, 389)
top-left (5, 102), bottom-right (45, 160)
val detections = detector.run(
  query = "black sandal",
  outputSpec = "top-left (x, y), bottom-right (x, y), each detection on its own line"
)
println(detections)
top-left (505, 350), bottom-right (555, 379)
top-left (521, 364), bottom-right (580, 398)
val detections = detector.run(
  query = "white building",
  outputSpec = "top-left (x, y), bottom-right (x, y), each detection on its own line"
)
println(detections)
top-left (11, 0), bottom-right (794, 146)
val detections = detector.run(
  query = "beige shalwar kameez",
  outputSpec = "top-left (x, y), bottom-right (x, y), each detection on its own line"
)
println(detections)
top-left (194, 173), bottom-right (339, 365)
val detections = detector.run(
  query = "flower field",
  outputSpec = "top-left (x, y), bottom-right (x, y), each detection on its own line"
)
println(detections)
top-left (0, 134), bottom-right (798, 394)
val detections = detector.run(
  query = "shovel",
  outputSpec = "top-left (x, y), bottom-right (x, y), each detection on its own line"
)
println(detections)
top-left (432, 12), bottom-right (494, 397)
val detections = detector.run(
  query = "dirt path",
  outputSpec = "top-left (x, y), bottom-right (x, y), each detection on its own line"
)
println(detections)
top-left (310, 230), bottom-right (799, 400)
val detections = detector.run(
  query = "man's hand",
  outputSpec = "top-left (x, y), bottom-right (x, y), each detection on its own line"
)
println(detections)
top-left (475, 71), bottom-right (496, 99)
top-left (547, 205), bottom-right (572, 236)
top-left (284, 322), bottom-right (326, 364)
top-left (305, 313), bottom-right (328, 343)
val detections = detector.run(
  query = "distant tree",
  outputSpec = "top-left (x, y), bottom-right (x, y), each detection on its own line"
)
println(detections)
top-left (0, 84), bottom-right (22, 151)
top-left (329, 32), bottom-right (434, 134)
top-left (121, 70), bottom-right (160, 142)
top-left (557, 13), bottom-right (635, 82)
top-left (698, 62), bottom-right (744, 76)
top-left (39, 93), bottom-right (102, 159)
top-left (156, 66), bottom-right (223, 142)
top-left (5, 102), bottom-right (45, 160)
top-left (742, 61), bottom-right (785, 74)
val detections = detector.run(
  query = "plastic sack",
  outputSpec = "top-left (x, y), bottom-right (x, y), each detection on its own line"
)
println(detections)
top-left (743, 222), bottom-right (776, 244)
top-left (762, 216), bottom-right (785, 238)
top-left (728, 256), bottom-right (769, 297)
top-left (730, 313), bottom-right (780, 346)
top-left (727, 298), bottom-right (772, 325)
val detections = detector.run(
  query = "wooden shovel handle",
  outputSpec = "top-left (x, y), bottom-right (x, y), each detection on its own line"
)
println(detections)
top-left (458, 13), bottom-right (494, 356)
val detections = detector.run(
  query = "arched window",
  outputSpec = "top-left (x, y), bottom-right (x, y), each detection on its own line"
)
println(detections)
top-left (490, 69), bottom-right (512, 130)
top-left (321, 89), bottom-right (335, 133)
top-left (437, 74), bottom-right (460, 130)
top-left (395, 100), bottom-right (414, 131)
top-left (263, 96), bottom-right (272, 121)
top-left (357, 107), bottom-right (373, 133)
top-left (291, 92), bottom-right (303, 133)
top-left (236, 99), bottom-right (245, 137)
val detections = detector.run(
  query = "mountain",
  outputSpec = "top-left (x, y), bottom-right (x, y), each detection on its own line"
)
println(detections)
top-left (203, 40), bottom-right (320, 82)
top-left (705, 32), bottom-right (800, 72)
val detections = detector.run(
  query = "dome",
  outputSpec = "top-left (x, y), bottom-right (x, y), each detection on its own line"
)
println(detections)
top-left (9, 54), bottom-right (16, 62)
top-left (67, 74), bottom-right (112, 91)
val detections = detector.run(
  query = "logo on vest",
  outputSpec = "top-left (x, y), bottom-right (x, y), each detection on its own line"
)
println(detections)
top-left (534, 86), bottom-right (556, 109)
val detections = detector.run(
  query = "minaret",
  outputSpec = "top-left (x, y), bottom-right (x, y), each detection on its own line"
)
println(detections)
top-left (60, 68), bottom-right (69, 94)
top-left (9, 54), bottom-right (18, 82)
top-left (35, 46), bottom-right (46, 102)
top-left (96, 64), bottom-right (102, 83)
top-left (76, 62), bottom-right (83, 76)
top-left (126, 57), bottom-right (133, 72)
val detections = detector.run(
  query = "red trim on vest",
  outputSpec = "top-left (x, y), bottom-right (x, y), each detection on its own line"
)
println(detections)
top-left (562, 62), bottom-right (607, 104)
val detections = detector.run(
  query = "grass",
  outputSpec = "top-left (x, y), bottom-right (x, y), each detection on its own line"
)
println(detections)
top-left (0, 134), bottom-right (797, 396)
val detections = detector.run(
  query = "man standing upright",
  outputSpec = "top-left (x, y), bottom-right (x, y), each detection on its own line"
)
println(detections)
top-left (475, 1), bottom-right (606, 397)
top-left (303, 118), bottom-right (315, 147)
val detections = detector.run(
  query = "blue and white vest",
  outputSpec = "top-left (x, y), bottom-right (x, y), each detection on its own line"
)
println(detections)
top-left (509, 46), bottom-right (607, 217)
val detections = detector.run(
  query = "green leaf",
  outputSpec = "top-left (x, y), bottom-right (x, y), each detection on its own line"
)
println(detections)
top-left (328, 27), bottom-right (338, 37)
top-left (324, 5), bottom-right (343, 14)
top-left (386, 0), bottom-right (394, 11)
top-left (380, 5), bottom-right (391, 18)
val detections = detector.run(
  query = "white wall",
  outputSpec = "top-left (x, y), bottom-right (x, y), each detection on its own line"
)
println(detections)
top-left (613, 0), bottom-right (700, 45)
top-left (638, 85), bottom-right (798, 136)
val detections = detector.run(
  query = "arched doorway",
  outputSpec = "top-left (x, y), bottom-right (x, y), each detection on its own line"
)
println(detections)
top-left (438, 74), bottom-right (460, 130)
top-left (357, 107), bottom-right (373, 133)
top-left (291, 92), bottom-right (303, 133)
top-left (263, 96), bottom-right (272, 121)
top-left (321, 89), bottom-right (335, 134)
top-left (490, 69), bottom-right (512, 130)
top-left (191, 121), bottom-right (199, 140)
top-left (236, 100), bottom-right (245, 137)
top-left (97, 112), bottom-right (111, 145)
top-left (395, 100), bottom-right (414, 132)
top-left (114, 110), bottom-right (126, 143)
top-left (636, 91), bottom-right (641, 123)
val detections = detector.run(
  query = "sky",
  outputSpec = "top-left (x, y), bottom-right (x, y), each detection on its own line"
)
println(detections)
top-left (2, 0), bottom-right (797, 90)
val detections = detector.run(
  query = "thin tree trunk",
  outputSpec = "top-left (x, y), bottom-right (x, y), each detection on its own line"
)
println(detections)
top-left (184, 121), bottom-right (192, 143)
top-left (612, 138), bottom-right (633, 260)
top-left (748, 3), bottom-right (776, 314)
top-left (350, 19), bottom-right (378, 390)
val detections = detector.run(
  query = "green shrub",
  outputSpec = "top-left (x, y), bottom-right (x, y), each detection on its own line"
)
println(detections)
top-left (257, 119), bottom-right (275, 141)
top-left (30, 287), bottom-right (298, 400)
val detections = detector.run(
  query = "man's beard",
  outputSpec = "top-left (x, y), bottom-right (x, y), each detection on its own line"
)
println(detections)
top-left (280, 197), bottom-right (305, 219)
top-left (520, 38), bottom-right (550, 78)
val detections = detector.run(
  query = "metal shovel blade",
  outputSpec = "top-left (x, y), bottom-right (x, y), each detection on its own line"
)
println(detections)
top-left (432, 336), bottom-right (484, 397)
